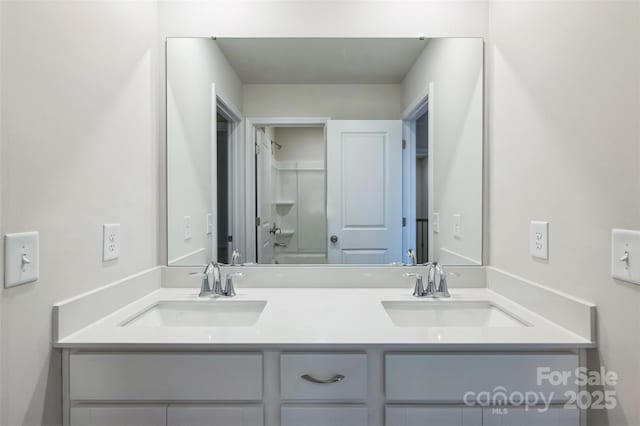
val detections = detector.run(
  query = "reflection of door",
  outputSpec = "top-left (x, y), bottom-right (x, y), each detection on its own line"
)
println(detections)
top-left (256, 128), bottom-right (274, 263)
top-left (326, 120), bottom-right (403, 264)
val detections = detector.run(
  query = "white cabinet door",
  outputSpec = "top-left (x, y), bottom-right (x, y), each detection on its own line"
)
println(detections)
top-left (70, 406), bottom-right (166, 426)
top-left (482, 407), bottom-right (579, 426)
top-left (168, 405), bottom-right (264, 426)
top-left (386, 406), bottom-right (481, 426)
top-left (326, 120), bottom-right (403, 264)
top-left (281, 405), bottom-right (368, 426)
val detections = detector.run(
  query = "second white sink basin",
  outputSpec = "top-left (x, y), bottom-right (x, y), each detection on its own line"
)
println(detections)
top-left (382, 301), bottom-right (528, 327)
top-left (121, 300), bottom-right (267, 327)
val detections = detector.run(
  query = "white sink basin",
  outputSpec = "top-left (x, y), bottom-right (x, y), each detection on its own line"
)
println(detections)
top-left (382, 301), bottom-right (528, 327)
top-left (120, 301), bottom-right (267, 327)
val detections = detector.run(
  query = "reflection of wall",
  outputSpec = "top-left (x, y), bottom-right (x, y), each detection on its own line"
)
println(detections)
top-left (403, 38), bottom-right (483, 265)
top-left (273, 128), bottom-right (326, 260)
top-left (244, 84), bottom-right (402, 119)
top-left (166, 38), bottom-right (242, 265)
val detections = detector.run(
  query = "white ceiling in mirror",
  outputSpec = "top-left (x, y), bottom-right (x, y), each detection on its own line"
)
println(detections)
top-left (215, 38), bottom-right (429, 84)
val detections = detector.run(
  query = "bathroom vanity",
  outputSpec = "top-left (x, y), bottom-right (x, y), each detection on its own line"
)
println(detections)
top-left (54, 266), bottom-right (595, 426)
top-left (52, 37), bottom-right (595, 426)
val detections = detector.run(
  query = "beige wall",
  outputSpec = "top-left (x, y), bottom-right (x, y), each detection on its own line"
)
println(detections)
top-left (166, 38), bottom-right (243, 265)
top-left (0, 1), bottom-right (160, 425)
top-left (244, 84), bottom-right (402, 119)
top-left (7, 2), bottom-right (640, 426)
top-left (403, 38), bottom-right (484, 265)
top-left (488, 2), bottom-right (640, 425)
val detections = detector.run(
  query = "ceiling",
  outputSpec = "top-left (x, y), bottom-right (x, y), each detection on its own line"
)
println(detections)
top-left (215, 38), bottom-right (429, 84)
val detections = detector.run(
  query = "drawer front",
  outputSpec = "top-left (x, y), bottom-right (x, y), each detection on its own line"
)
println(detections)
top-left (281, 405), bottom-right (368, 426)
top-left (70, 406), bottom-right (166, 426)
top-left (385, 353), bottom-right (579, 402)
top-left (280, 353), bottom-right (367, 400)
top-left (168, 405), bottom-right (264, 426)
top-left (482, 407), bottom-right (579, 426)
top-left (386, 406), bottom-right (481, 426)
top-left (70, 352), bottom-right (262, 401)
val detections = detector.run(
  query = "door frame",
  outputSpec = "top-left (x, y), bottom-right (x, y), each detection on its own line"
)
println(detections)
top-left (244, 117), bottom-right (329, 263)
top-left (212, 85), bottom-right (244, 263)
top-left (402, 82), bottom-right (434, 263)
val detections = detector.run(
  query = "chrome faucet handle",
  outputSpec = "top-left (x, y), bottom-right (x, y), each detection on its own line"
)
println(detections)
top-left (406, 249), bottom-right (417, 266)
top-left (224, 272), bottom-right (243, 297)
top-left (190, 265), bottom-right (213, 297)
top-left (404, 273), bottom-right (425, 297)
top-left (435, 265), bottom-right (456, 298)
top-left (231, 250), bottom-right (241, 266)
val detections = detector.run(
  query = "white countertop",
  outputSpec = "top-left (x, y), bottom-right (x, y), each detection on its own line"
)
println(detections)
top-left (54, 287), bottom-right (594, 349)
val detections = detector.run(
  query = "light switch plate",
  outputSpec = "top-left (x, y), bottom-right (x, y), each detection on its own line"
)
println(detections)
top-left (432, 212), bottom-right (440, 233)
top-left (530, 221), bottom-right (549, 260)
top-left (103, 223), bottom-right (120, 261)
top-left (611, 229), bottom-right (640, 285)
top-left (4, 231), bottom-right (39, 288)
top-left (453, 214), bottom-right (462, 239)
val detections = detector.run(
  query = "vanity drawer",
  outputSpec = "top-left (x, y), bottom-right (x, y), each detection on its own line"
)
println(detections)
top-left (69, 352), bottom-right (263, 401)
top-left (385, 353), bottom-right (579, 402)
top-left (281, 405), bottom-right (368, 426)
top-left (280, 353), bottom-right (367, 400)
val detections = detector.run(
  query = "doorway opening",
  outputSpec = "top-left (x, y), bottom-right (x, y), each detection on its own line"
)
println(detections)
top-left (415, 109), bottom-right (429, 263)
top-left (216, 112), bottom-right (231, 263)
top-left (254, 125), bottom-right (327, 264)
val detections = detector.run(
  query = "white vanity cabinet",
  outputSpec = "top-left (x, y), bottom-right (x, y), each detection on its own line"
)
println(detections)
top-left (167, 405), bottom-right (264, 426)
top-left (385, 406), bottom-right (481, 426)
top-left (63, 349), bottom-right (584, 426)
top-left (482, 407), bottom-right (579, 426)
top-left (69, 406), bottom-right (166, 426)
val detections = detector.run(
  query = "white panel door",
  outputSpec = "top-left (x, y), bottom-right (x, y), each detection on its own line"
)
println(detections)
top-left (256, 128), bottom-right (274, 263)
top-left (482, 407), bottom-right (579, 426)
top-left (386, 406), bottom-right (481, 426)
top-left (70, 406), bottom-right (166, 426)
top-left (327, 120), bottom-right (403, 264)
top-left (168, 405), bottom-right (264, 426)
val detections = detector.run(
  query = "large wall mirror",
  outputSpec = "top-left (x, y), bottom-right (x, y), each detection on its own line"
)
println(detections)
top-left (167, 38), bottom-right (483, 266)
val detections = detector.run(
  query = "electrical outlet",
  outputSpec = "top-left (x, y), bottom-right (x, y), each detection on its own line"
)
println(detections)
top-left (184, 216), bottom-right (192, 241)
top-left (453, 214), bottom-right (462, 238)
top-left (611, 229), bottom-right (640, 285)
top-left (4, 231), bottom-right (39, 288)
top-left (103, 223), bottom-right (120, 261)
top-left (206, 213), bottom-right (213, 236)
top-left (432, 212), bottom-right (440, 233)
top-left (530, 221), bottom-right (549, 260)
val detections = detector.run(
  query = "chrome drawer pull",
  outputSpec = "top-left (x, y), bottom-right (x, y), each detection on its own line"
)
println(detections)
top-left (301, 374), bottom-right (345, 384)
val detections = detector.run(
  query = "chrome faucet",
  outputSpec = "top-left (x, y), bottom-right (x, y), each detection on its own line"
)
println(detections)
top-left (406, 249), bottom-right (417, 266)
top-left (231, 250), bottom-right (241, 266)
top-left (268, 222), bottom-right (281, 235)
top-left (407, 262), bottom-right (451, 298)
top-left (192, 261), bottom-right (224, 297)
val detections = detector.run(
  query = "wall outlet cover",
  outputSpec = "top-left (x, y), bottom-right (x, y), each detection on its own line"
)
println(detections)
top-left (103, 223), bottom-right (120, 262)
top-left (206, 213), bottom-right (213, 236)
top-left (453, 214), bottom-right (462, 239)
top-left (184, 216), bottom-right (192, 241)
top-left (611, 229), bottom-right (640, 285)
top-left (432, 212), bottom-right (440, 233)
top-left (4, 231), bottom-right (39, 288)
top-left (530, 221), bottom-right (549, 260)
